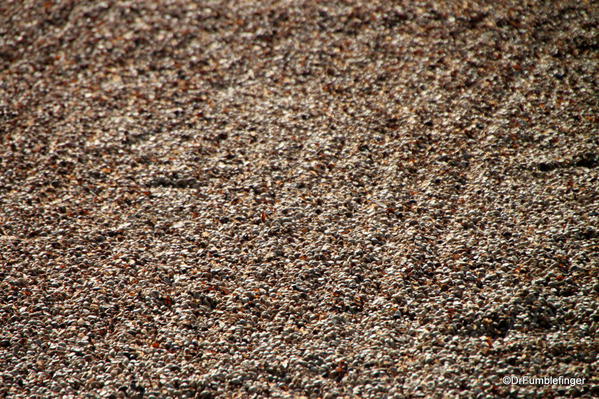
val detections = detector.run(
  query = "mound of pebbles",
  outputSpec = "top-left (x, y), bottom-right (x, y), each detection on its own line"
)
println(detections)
top-left (1, 0), bottom-right (597, 397)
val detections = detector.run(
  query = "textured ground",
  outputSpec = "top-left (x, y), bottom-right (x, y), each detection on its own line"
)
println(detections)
top-left (0, 0), bottom-right (597, 398)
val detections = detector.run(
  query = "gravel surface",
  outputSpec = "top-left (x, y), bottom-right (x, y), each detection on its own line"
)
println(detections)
top-left (1, 1), bottom-right (598, 398)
